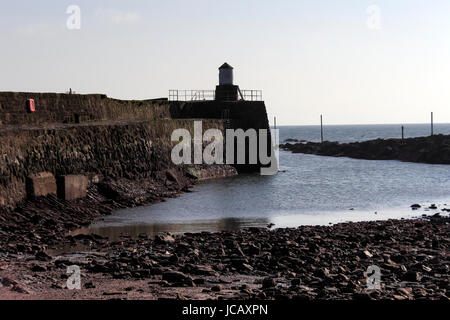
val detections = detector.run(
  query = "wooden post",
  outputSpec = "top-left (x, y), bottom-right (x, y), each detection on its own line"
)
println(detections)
top-left (401, 126), bottom-right (404, 141)
top-left (274, 116), bottom-right (277, 130)
top-left (320, 115), bottom-right (324, 143)
top-left (431, 112), bottom-right (434, 136)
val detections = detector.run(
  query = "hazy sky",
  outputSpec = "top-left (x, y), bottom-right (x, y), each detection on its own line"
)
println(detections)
top-left (1, 0), bottom-right (449, 125)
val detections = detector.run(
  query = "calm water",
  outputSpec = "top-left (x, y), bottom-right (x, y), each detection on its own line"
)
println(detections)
top-left (76, 123), bottom-right (450, 239)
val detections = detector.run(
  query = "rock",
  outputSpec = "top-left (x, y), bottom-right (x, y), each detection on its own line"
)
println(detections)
top-left (103, 291), bottom-right (126, 296)
top-left (162, 271), bottom-right (191, 284)
top-left (51, 283), bottom-right (64, 290)
top-left (31, 264), bottom-right (47, 272)
top-left (11, 284), bottom-right (30, 294)
top-left (154, 234), bottom-right (175, 244)
top-left (403, 271), bottom-right (422, 282)
top-left (246, 244), bottom-right (260, 256)
top-left (432, 239), bottom-right (440, 249)
top-left (166, 170), bottom-right (180, 184)
top-left (233, 242), bottom-right (246, 257)
top-left (211, 285), bottom-right (222, 292)
top-left (176, 293), bottom-right (188, 300)
top-left (411, 204), bottom-right (421, 209)
top-left (362, 250), bottom-right (373, 258)
top-left (291, 278), bottom-right (301, 286)
top-left (183, 277), bottom-right (196, 287)
top-left (314, 268), bottom-right (331, 278)
top-left (1, 277), bottom-right (18, 287)
top-left (397, 288), bottom-right (412, 296)
top-left (185, 264), bottom-right (218, 276)
top-left (262, 277), bottom-right (276, 289)
top-left (35, 251), bottom-right (51, 261)
top-left (194, 278), bottom-right (205, 285)
top-left (414, 288), bottom-right (427, 298)
top-left (422, 265), bottom-right (432, 273)
top-left (241, 263), bottom-right (254, 272)
top-left (353, 292), bottom-right (372, 301)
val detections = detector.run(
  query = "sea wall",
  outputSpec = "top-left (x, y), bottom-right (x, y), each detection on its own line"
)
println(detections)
top-left (0, 92), bottom-right (169, 126)
top-left (0, 92), bottom-right (272, 209)
top-left (170, 101), bottom-right (272, 172)
top-left (0, 119), bottom-right (230, 209)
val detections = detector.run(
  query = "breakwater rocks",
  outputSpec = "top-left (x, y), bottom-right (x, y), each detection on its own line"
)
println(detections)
top-left (1, 216), bottom-right (448, 300)
top-left (281, 134), bottom-right (450, 164)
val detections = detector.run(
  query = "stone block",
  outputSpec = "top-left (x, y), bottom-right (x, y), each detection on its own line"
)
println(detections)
top-left (26, 172), bottom-right (57, 198)
top-left (57, 175), bottom-right (88, 201)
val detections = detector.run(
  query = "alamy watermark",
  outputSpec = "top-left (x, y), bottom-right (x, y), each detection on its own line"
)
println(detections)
top-left (66, 5), bottom-right (81, 30)
top-left (366, 5), bottom-right (382, 30)
top-left (366, 265), bottom-right (381, 290)
top-left (171, 121), bottom-right (279, 175)
top-left (66, 265), bottom-right (81, 290)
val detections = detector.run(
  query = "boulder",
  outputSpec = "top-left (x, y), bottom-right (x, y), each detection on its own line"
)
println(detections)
top-left (262, 277), bottom-right (276, 288)
top-left (162, 271), bottom-right (194, 286)
top-left (154, 234), bottom-right (176, 244)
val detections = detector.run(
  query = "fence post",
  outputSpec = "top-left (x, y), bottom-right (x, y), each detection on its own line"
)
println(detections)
top-left (431, 112), bottom-right (434, 136)
top-left (320, 115), bottom-right (324, 143)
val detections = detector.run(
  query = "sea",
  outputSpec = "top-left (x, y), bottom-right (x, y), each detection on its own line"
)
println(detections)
top-left (74, 123), bottom-right (450, 239)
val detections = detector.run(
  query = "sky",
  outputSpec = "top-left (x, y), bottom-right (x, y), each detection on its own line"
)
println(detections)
top-left (1, 0), bottom-right (450, 125)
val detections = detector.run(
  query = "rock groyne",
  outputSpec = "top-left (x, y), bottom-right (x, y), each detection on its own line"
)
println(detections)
top-left (281, 134), bottom-right (450, 164)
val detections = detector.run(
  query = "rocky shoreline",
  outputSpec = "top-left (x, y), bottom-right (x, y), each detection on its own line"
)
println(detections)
top-left (0, 164), bottom-right (237, 257)
top-left (280, 134), bottom-right (450, 164)
top-left (0, 211), bottom-right (448, 300)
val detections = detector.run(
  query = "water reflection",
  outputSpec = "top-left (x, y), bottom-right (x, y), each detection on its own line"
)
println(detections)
top-left (72, 217), bottom-right (271, 241)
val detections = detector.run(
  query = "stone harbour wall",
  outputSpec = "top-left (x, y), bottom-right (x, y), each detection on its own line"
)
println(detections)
top-left (0, 119), bottom-right (228, 209)
top-left (0, 91), bottom-right (272, 209)
top-left (0, 92), bottom-right (170, 126)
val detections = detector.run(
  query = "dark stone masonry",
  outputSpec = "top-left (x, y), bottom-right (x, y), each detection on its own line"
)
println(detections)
top-left (0, 92), bottom-right (271, 209)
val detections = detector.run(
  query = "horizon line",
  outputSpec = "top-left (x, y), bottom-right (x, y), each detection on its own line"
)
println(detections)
top-left (273, 122), bottom-right (450, 127)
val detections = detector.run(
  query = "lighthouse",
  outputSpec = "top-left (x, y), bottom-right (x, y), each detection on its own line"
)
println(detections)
top-left (219, 62), bottom-right (233, 85)
top-left (215, 63), bottom-right (239, 102)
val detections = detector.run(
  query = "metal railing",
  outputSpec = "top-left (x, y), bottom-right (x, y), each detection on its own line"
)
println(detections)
top-left (240, 90), bottom-right (263, 101)
top-left (168, 89), bottom-right (263, 102)
top-left (169, 90), bottom-right (215, 101)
